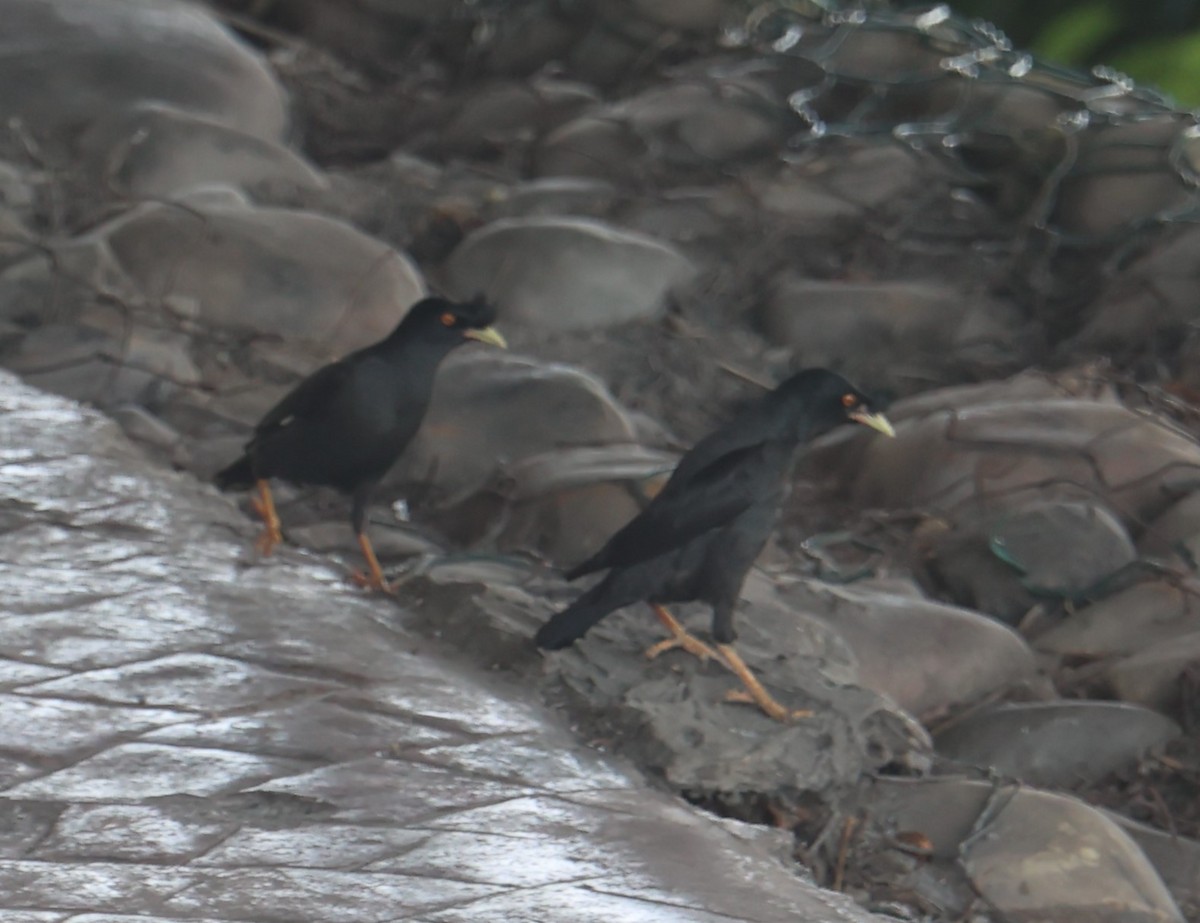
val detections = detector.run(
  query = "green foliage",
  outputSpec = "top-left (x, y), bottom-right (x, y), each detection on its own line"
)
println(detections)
top-left (1111, 33), bottom-right (1200, 105)
top-left (1032, 2), bottom-right (1120, 65)
top-left (946, 0), bottom-right (1200, 106)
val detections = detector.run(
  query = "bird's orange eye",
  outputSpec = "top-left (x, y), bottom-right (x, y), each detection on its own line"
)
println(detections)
top-left (841, 393), bottom-right (857, 408)
top-left (440, 312), bottom-right (457, 327)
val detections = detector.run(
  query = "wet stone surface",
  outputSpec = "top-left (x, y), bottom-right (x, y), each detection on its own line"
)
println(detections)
top-left (0, 370), bottom-right (887, 921)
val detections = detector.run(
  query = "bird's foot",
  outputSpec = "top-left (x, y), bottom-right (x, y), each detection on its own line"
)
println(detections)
top-left (253, 523), bottom-right (283, 557)
top-left (352, 532), bottom-right (397, 595)
top-left (644, 631), bottom-right (718, 663)
top-left (645, 604), bottom-right (718, 662)
top-left (723, 688), bottom-right (813, 723)
top-left (250, 481), bottom-right (283, 556)
top-left (349, 568), bottom-right (398, 596)
top-left (716, 643), bottom-right (812, 723)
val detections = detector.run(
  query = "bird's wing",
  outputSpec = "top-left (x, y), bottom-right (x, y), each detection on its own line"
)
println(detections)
top-left (252, 359), bottom-right (354, 440)
top-left (569, 439), bottom-right (775, 577)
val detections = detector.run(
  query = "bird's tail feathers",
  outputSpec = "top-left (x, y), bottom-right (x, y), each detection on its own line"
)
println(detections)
top-left (534, 578), bottom-right (629, 649)
top-left (214, 455), bottom-right (255, 491)
top-left (563, 551), bottom-right (605, 582)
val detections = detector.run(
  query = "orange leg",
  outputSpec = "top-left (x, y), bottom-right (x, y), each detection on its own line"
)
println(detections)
top-left (717, 643), bottom-right (812, 723)
top-left (350, 531), bottom-right (396, 595)
top-left (249, 479), bottom-right (283, 556)
top-left (644, 604), bottom-right (719, 662)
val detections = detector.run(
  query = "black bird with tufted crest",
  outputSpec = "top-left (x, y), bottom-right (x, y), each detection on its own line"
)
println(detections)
top-left (216, 294), bottom-right (506, 592)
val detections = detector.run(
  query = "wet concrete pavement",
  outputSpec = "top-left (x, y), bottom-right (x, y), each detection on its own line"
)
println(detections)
top-left (0, 370), bottom-right (885, 922)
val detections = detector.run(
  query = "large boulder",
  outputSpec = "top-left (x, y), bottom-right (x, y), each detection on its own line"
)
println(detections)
top-left (0, 0), bottom-right (289, 149)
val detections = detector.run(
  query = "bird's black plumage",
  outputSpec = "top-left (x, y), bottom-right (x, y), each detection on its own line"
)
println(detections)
top-left (216, 294), bottom-right (505, 590)
top-left (534, 369), bottom-right (893, 717)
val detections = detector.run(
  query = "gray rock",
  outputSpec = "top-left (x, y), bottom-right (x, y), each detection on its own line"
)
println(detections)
top-left (963, 786), bottom-right (1184, 922)
top-left (620, 187), bottom-right (750, 244)
top-left (1106, 631), bottom-right (1200, 711)
top-left (1035, 579), bottom-right (1200, 658)
top-left (536, 77), bottom-right (791, 181)
top-left (3, 315), bottom-right (200, 408)
top-left (433, 79), bottom-right (599, 160)
top-left (910, 517), bottom-right (1041, 623)
top-left (752, 178), bottom-right (862, 227)
top-left (1072, 224), bottom-right (1200, 356)
top-left (535, 116), bottom-right (647, 181)
top-left (879, 371), bottom-right (1090, 424)
top-left (109, 403), bottom-right (185, 456)
top-left (79, 104), bottom-right (326, 199)
top-left (0, 0), bottom-right (288, 148)
top-left (104, 202), bottom-right (425, 352)
top-left (1107, 813), bottom-right (1200, 918)
top-left (760, 277), bottom-right (1025, 386)
top-left (461, 444), bottom-right (677, 564)
top-left (821, 143), bottom-right (928, 210)
top-left (390, 351), bottom-right (636, 504)
top-left (477, 6), bottom-right (577, 77)
top-left (456, 571), bottom-right (928, 795)
top-left (1053, 117), bottom-right (1192, 239)
top-left (444, 217), bottom-right (695, 330)
top-left (614, 82), bottom-right (789, 165)
top-left (989, 498), bottom-right (1136, 598)
top-left (778, 579), bottom-right (1036, 720)
top-left (0, 159), bottom-right (34, 226)
top-left (626, 0), bottom-right (726, 31)
top-left (847, 398), bottom-right (1200, 525)
top-left (862, 778), bottom-right (1185, 923)
top-left (1139, 490), bottom-right (1200, 561)
top-left (490, 177), bottom-right (618, 220)
top-left (0, 200), bottom-right (425, 356)
top-left (934, 701), bottom-right (1180, 787)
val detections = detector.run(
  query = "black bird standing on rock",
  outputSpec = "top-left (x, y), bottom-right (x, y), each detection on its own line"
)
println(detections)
top-left (216, 295), bottom-right (506, 593)
top-left (535, 368), bottom-right (894, 722)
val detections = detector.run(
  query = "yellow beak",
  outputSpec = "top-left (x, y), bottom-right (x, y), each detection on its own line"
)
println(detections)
top-left (849, 410), bottom-right (896, 437)
top-left (464, 326), bottom-right (507, 348)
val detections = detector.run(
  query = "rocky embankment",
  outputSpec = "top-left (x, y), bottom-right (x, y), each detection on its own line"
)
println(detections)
top-left (1, 1), bottom-right (1198, 920)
